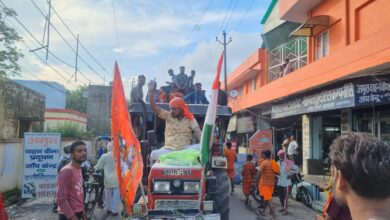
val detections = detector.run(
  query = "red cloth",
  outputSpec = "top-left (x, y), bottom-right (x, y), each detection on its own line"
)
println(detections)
top-left (0, 193), bottom-right (8, 220)
top-left (242, 162), bottom-right (255, 195)
top-left (224, 149), bottom-right (237, 178)
top-left (56, 164), bottom-right (84, 219)
top-left (169, 97), bottom-right (194, 120)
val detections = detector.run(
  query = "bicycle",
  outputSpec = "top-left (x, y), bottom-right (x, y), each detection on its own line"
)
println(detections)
top-left (291, 173), bottom-right (313, 207)
top-left (84, 171), bottom-right (105, 219)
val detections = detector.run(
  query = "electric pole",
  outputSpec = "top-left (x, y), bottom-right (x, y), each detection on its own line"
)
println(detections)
top-left (75, 34), bottom-right (79, 83)
top-left (216, 30), bottom-right (232, 93)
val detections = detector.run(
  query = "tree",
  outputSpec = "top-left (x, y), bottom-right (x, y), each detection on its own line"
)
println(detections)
top-left (0, 7), bottom-right (23, 77)
top-left (66, 86), bottom-right (88, 113)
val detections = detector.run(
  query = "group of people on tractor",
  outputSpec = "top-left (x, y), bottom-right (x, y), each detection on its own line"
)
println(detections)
top-left (130, 66), bottom-right (227, 106)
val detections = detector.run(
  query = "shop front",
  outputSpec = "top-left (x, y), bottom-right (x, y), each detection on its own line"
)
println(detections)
top-left (270, 77), bottom-right (390, 175)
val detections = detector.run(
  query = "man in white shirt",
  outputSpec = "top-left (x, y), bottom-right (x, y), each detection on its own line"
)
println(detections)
top-left (94, 142), bottom-right (120, 216)
top-left (287, 135), bottom-right (299, 164)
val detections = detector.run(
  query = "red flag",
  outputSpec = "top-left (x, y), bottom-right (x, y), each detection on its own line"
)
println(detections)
top-left (111, 62), bottom-right (143, 214)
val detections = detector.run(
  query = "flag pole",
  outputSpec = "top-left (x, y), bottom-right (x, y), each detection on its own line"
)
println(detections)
top-left (138, 165), bottom-right (148, 216)
top-left (198, 165), bottom-right (206, 211)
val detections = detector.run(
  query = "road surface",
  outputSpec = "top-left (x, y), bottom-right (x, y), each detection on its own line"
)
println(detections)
top-left (6, 185), bottom-right (319, 220)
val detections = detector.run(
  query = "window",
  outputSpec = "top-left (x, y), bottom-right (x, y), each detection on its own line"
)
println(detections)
top-left (316, 30), bottom-right (329, 60)
top-left (18, 120), bottom-right (32, 138)
top-left (252, 78), bottom-right (257, 91)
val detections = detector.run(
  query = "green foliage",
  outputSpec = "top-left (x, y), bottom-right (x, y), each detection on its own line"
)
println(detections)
top-left (46, 122), bottom-right (94, 138)
top-left (0, 7), bottom-right (23, 77)
top-left (66, 85), bottom-right (88, 114)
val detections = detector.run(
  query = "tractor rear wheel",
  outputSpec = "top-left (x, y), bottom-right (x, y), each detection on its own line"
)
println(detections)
top-left (212, 168), bottom-right (230, 220)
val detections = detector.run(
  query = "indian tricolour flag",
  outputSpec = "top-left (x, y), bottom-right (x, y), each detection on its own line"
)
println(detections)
top-left (200, 53), bottom-right (224, 165)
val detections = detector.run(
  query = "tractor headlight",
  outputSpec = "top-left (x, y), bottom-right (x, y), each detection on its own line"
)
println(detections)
top-left (153, 181), bottom-right (170, 193)
top-left (203, 200), bottom-right (214, 212)
top-left (183, 181), bottom-right (200, 193)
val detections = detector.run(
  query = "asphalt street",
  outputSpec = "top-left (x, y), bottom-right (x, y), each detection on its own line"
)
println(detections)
top-left (6, 184), bottom-right (319, 220)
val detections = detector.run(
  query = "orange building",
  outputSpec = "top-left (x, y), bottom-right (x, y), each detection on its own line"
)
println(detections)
top-left (227, 0), bottom-right (390, 183)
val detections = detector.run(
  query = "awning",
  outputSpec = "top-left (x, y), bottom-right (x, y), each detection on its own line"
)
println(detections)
top-left (290, 15), bottom-right (330, 37)
top-left (227, 115), bottom-right (237, 132)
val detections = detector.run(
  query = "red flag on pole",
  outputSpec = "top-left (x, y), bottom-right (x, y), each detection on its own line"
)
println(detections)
top-left (111, 62), bottom-right (143, 215)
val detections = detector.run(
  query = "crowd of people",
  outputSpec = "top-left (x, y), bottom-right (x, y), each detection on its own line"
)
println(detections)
top-left (227, 132), bottom-right (390, 220)
top-left (130, 66), bottom-right (228, 105)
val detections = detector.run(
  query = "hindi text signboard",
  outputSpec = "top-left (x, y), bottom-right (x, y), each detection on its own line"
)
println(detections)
top-left (22, 133), bottom-right (61, 198)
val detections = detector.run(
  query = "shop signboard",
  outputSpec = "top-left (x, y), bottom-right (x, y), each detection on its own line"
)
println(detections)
top-left (22, 133), bottom-right (61, 198)
top-left (271, 83), bottom-right (355, 119)
top-left (236, 116), bottom-right (254, 133)
top-left (249, 129), bottom-right (272, 161)
top-left (355, 81), bottom-right (390, 106)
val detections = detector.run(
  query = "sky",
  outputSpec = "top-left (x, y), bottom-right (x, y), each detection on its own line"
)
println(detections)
top-left (4, 0), bottom-right (271, 99)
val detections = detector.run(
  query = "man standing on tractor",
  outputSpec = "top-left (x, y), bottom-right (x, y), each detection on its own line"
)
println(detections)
top-left (224, 142), bottom-right (237, 195)
top-left (148, 84), bottom-right (202, 161)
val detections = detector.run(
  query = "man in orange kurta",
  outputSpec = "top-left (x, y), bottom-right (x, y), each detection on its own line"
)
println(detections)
top-left (258, 150), bottom-right (279, 219)
top-left (224, 142), bottom-right (237, 195)
top-left (242, 154), bottom-right (255, 204)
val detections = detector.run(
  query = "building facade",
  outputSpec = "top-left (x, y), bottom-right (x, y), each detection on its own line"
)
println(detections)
top-left (0, 77), bottom-right (45, 139)
top-left (44, 108), bottom-right (87, 131)
top-left (227, 0), bottom-right (390, 179)
top-left (14, 80), bottom-right (67, 109)
top-left (87, 84), bottom-right (112, 135)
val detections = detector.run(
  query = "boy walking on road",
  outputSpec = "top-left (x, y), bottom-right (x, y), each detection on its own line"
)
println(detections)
top-left (56, 141), bottom-right (87, 220)
top-left (224, 142), bottom-right (237, 195)
top-left (242, 154), bottom-right (255, 204)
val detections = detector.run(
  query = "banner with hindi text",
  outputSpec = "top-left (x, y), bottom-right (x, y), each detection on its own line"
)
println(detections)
top-left (22, 133), bottom-right (61, 198)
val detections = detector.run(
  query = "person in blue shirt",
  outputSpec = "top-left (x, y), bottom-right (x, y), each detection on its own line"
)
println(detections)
top-left (184, 82), bottom-right (209, 104)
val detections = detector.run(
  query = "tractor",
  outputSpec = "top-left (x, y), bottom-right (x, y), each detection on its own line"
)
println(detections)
top-left (128, 101), bottom-right (232, 220)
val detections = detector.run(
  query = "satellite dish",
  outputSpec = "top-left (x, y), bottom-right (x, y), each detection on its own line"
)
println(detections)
top-left (229, 90), bottom-right (238, 98)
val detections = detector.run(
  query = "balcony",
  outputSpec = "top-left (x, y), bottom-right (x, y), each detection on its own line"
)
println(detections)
top-left (228, 28), bottom-right (390, 113)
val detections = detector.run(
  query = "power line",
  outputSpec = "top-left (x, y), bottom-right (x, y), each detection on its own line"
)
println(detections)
top-left (162, 0), bottom-right (214, 73)
top-left (3, 15), bottom-right (95, 85)
top-left (222, 0), bottom-right (239, 32)
top-left (29, 0), bottom-right (106, 82)
top-left (111, 0), bottom-right (122, 64)
top-left (230, 0), bottom-right (256, 34)
top-left (45, 1), bottom-right (111, 77)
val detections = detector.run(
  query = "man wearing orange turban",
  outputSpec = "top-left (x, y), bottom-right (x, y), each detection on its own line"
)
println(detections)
top-left (148, 86), bottom-right (202, 161)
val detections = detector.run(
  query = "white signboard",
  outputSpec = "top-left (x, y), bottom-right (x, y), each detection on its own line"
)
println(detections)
top-left (22, 133), bottom-right (61, 198)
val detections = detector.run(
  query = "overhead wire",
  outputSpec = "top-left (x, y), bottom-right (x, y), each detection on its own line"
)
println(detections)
top-left (2, 14), bottom-right (94, 85)
top-left (29, 0), bottom-right (106, 82)
top-left (222, 0), bottom-right (239, 32)
top-left (45, 1), bottom-right (111, 77)
top-left (161, 0), bottom-right (214, 74)
top-left (111, 0), bottom-right (122, 64)
top-left (229, 0), bottom-right (256, 35)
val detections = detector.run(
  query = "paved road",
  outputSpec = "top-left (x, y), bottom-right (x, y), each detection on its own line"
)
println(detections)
top-left (230, 185), bottom-right (319, 220)
top-left (6, 186), bottom-right (318, 220)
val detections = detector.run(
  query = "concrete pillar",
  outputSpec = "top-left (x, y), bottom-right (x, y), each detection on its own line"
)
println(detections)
top-left (340, 108), bottom-right (353, 134)
top-left (302, 114), bottom-right (311, 175)
top-left (312, 116), bottom-right (322, 159)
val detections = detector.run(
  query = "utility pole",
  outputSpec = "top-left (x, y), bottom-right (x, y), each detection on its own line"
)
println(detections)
top-left (216, 30), bottom-right (232, 93)
top-left (75, 34), bottom-right (79, 83)
top-left (46, 0), bottom-right (51, 60)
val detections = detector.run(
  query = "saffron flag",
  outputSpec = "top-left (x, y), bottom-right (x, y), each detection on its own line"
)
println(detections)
top-left (200, 53), bottom-right (224, 165)
top-left (111, 62), bottom-right (143, 214)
